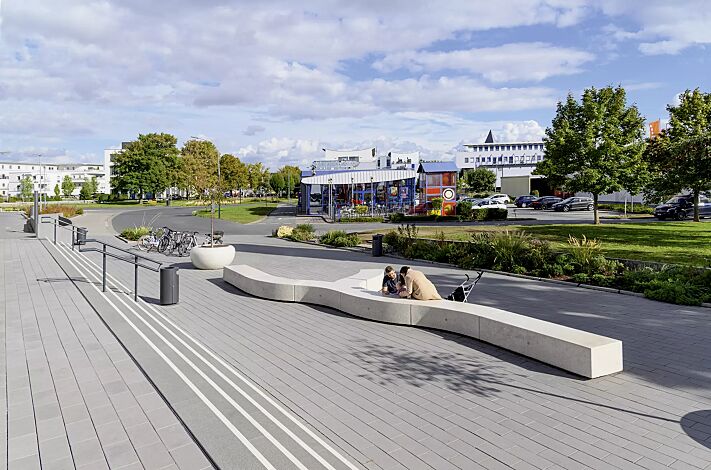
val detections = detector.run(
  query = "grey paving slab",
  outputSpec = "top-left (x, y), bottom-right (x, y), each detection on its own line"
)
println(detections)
top-left (1, 222), bottom-right (210, 469)
top-left (31, 215), bottom-right (711, 469)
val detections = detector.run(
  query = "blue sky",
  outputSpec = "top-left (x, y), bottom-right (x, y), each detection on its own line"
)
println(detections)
top-left (0, 0), bottom-right (710, 169)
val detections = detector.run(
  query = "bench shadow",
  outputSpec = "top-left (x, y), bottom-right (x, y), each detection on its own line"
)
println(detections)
top-left (681, 410), bottom-right (711, 449)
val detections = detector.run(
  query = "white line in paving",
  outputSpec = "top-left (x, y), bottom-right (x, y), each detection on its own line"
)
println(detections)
top-left (61, 242), bottom-right (357, 470)
top-left (49, 241), bottom-right (279, 470)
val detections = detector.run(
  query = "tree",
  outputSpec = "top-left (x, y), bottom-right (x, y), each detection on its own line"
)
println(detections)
top-left (644, 89), bottom-right (711, 222)
top-left (53, 183), bottom-right (60, 199)
top-left (247, 163), bottom-right (269, 194)
top-left (180, 139), bottom-right (219, 199)
top-left (463, 167), bottom-right (496, 193)
top-left (220, 154), bottom-right (248, 199)
top-left (19, 176), bottom-right (34, 201)
top-left (112, 133), bottom-right (180, 201)
top-left (534, 86), bottom-right (647, 224)
top-left (278, 165), bottom-right (301, 198)
top-left (269, 173), bottom-right (286, 196)
top-left (61, 175), bottom-right (76, 197)
top-left (79, 184), bottom-right (92, 200)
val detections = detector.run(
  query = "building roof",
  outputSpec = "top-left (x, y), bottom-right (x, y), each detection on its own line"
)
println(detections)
top-left (485, 130), bottom-right (494, 143)
top-left (301, 169), bottom-right (416, 185)
top-left (418, 161), bottom-right (458, 173)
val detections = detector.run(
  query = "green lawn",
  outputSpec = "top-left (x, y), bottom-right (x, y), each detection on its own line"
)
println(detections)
top-left (363, 222), bottom-right (711, 266)
top-left (194, 202), bottom-right (279, 224)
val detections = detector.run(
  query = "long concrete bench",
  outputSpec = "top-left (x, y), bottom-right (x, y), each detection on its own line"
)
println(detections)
top-left (223, 265), bottom-right (623, 378)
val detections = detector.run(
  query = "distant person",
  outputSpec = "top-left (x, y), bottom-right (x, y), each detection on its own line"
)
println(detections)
top-left (399, 266), bottom-right (442, 300)
top-left (381, 265), bottom-right (401, 295)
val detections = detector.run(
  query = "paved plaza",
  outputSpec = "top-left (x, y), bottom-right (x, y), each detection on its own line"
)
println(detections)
top-left (3, 209), bottom-right (711, 469)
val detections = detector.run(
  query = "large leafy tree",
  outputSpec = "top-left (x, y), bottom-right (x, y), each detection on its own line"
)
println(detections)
top-left (61, 175), bottom-right (75, 197)
top-left (112, 133), bottom-right (179, 201)
top-left (19, 176), bottom-right (34, 201)
top-left (463, 167), bottom-right (496, 193)
top-left (644, 89), bottom-right (711, 221)
top-left (180, 139), bottom-right (219, 199)
top-left (278, 165), bottom-right (301, 198)
top-left (247, 163), bottom-right (269, 194)
top-left (535, 86), bottom-right (647, 224)
top-left (269, 172), bottom-right (285, 196)
top-left (220, 154), bottom-right (248, 198)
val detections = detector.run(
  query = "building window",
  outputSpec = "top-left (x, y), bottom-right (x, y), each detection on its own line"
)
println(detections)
top-left (494, 145), bottom-right (499, 151)
top-left (464, 157), bottom-right (469, 163)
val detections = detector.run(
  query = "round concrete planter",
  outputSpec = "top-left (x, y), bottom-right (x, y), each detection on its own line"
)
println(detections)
top-left (190, 244), bottom-right (235, 270)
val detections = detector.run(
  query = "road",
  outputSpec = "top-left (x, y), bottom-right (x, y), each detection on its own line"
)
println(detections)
top-left (107, 204), bottom-right (660, 238)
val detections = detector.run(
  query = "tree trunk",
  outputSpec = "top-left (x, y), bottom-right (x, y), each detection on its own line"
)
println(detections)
top-left (693, 188), bottom-right (700, 222)
top-left (593, 193), bottom-right (600, 224)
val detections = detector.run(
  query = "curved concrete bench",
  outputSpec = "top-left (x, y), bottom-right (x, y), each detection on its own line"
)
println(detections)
top-left (223, 265), bottom-right (622, 378)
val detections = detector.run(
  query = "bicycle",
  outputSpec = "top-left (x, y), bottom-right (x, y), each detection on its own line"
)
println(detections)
top-left (177, 232), bottom-right (199, 256)
top-left (137, 227), bottom-right (166, 252)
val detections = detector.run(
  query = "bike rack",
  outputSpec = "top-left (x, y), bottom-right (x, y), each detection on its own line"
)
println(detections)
top-left (41, 217), bottom-right (165, 301)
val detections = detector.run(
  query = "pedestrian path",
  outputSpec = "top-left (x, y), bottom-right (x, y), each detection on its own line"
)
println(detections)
top-left (46, 224), bottom-right (711, 470)
top-left (0, 213), bottom-right (212, 470)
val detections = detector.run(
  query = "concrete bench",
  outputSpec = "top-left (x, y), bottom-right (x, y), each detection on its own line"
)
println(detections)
top-left (223, 265), bottom-right (622, 378)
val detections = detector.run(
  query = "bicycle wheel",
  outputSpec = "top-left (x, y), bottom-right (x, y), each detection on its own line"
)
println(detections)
top-left (157, 235), bottom-right (170, 253)
top-left (137, 235), bottom-right (151, 251)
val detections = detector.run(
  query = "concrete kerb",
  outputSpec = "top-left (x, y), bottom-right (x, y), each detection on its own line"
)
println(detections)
top-left (223, 264), bottom-right (624, 379)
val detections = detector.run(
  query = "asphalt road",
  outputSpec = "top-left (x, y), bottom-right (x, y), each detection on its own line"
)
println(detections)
top-left (109, 203), bottom-right (666, 238)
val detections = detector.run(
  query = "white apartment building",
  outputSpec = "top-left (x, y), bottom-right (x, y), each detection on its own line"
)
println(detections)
top-left (0, 161), bottom-right (107, 200)
top-left (455, 130), bottom-right (546, 195)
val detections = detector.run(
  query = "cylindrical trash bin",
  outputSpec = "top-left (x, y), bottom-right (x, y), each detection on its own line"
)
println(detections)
top-left (166, 198), bottom-right (171, 206)
top-left (75, 227), bottom-right (87, 245)
top-left (372, 234), bottom-right (384, 257)
top-left (160, 266), bottom-right (179, 305)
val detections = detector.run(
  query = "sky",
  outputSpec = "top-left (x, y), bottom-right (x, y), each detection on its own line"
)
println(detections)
top-left (0, 0), bottom-right (710, 170)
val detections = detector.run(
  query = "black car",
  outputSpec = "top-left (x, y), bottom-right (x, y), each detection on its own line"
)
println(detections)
top-left (552, 197), bottom-right (594, 212)
top-left (514, 195), bottom-right (538, 208)
top-left (530, 196), bottom-right (562, 210)
top-left (654, 195), bottom-right (711, 220)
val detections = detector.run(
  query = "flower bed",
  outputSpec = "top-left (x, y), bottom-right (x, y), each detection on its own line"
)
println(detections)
top-left (383, 224), bottom-right (710, 306)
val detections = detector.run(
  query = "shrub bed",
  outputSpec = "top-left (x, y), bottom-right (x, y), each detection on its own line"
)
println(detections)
top-left (120, 226), bottom-right (151, 241)
top-left (24, 204), bottom-right (84, 218)
top-left (319, 230), bottom-right (361, 247)
top-left (382, 224), bottom-right (709, 306)
top-left (389, 207), bottom-right (507, 223)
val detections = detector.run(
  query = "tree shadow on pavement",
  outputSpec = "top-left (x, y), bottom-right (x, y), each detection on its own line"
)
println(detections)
top-left (681, 410), bottom-right (711, 449)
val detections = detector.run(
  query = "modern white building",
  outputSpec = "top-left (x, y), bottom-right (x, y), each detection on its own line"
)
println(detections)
top-left (0, 160), bottom-right (107, 200)
top-left (455, 130), bottom-right (547, 195)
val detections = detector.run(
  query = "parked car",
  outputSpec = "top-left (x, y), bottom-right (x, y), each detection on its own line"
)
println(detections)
top-left (514, 195), bottom-right (538, 208)
top-left (530, 196), bottom-right (562, 210)
top-left (473, 199), bottom-right (507, 210)
top-left (654, 194), bottom-right (711, 220)
top-left (485, 193), bottom-right (511, 204)
top-left (552, 197), bottom-right (594, 212)
top-left (458, 197), bottom-right (483, 205)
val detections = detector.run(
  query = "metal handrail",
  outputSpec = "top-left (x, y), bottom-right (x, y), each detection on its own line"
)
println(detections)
top-left (80, 239), bottom-right (163, 301)
top-left (41, 215), bottom-right (84, 249)
top-left (40, 216), bottom-right (164, 301)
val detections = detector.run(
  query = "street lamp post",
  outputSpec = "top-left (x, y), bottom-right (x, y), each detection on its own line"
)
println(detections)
top-left (328, 178), bottom-right (333, 221)
top-left (217, 154), bottom-right (222, 219)
top-left (351, 177), bottom-right (355, 208)
top-left (370, 176), bottom-right (374, 217)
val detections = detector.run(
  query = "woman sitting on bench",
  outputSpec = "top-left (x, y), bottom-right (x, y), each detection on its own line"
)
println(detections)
top-left (398, 266), bottom-right (442, 300)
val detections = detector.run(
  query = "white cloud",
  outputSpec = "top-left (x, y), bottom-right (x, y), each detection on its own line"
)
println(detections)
top-left (598, 1), bottom-right (711, 55)
top-left (373, 43), bottom-right (594, 83)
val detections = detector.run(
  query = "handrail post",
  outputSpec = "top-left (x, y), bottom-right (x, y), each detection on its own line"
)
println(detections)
top-left (53, 220), bottom-right (57, 245)
top-left (102, 244), bottom-right (107, 292)
top-left (134, 255), bottom-right (138, 301)
top-left (71, 227), bottom-right (75, 251)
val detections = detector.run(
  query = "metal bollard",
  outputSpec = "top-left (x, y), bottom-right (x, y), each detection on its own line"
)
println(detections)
top-left (372, 233), bottom-right (384, 257)
top-left (159, 266), bottom-right (179, 305)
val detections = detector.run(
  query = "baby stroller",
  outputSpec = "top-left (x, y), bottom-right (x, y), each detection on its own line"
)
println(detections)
top-left (446, 271), bottom-right (484, 302)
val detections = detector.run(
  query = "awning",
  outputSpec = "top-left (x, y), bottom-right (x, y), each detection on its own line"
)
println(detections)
top-left (301, 169), bottom-right (417, 185)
